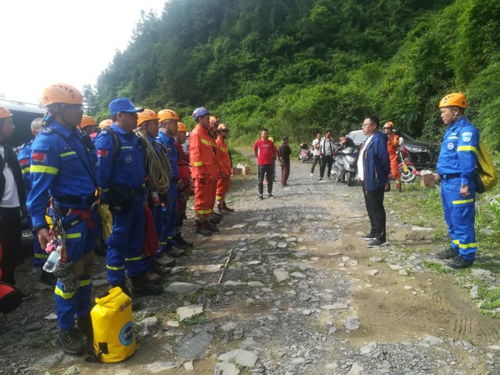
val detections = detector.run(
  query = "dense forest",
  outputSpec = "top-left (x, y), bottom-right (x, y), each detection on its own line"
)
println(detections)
top-left (87, 0), bottom-right (500, 149)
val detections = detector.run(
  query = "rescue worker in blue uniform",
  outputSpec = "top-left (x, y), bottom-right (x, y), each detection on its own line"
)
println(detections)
top-left (17, 117), bottom-right (56, 284)
top-left (136, 108), bottom-right (175, 279)
top-left (94, 98), bottom-right (163, 296)
top-left (157, 109), bottom-right (185, 257)
top-left (436, 93), bottom-right (479, 269)
top-left (27, 83), bottom-right (99, 354)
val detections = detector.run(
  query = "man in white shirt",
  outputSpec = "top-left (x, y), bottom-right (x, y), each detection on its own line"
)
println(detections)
top-left (310, 133), bottom-right (321, 176)
top-left (0, 107), bottom-right (28, 297)
top-left (319, 130), bottom-right (335, 181)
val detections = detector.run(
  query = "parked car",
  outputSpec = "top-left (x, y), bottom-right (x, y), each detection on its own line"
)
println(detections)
top-left (346, 130), bottom-right (436, 170)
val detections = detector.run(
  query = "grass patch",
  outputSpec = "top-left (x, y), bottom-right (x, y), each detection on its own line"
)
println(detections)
top-left (423, 260), bottom-right (451, 274)
top-left (180, 313), bottom-right (207, 325)
top-left (230, 146), bottom-right (251, 166)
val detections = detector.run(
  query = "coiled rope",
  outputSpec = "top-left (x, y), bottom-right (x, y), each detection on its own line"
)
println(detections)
top-left (136, 131), bottom-right (171, 194)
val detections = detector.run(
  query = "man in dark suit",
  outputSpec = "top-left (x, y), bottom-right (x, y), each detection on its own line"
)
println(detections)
top-left (357, 116), bottom-right (390, 247)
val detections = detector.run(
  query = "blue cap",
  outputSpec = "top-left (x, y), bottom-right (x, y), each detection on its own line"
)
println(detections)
top-left (109, 98), bottom-right (144, 116)
top-left (192, 107), bottom-right (210, 121)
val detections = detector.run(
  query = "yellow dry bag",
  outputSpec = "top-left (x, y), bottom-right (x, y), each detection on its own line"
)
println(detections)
top-left (90, 287), bottom-right (136, 363)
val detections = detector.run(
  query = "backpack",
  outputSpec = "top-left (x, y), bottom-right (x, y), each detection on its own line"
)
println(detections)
top-left (0, 282), bottom-right (22, 314)
top-left (475, 142), bottom-right (498, 193)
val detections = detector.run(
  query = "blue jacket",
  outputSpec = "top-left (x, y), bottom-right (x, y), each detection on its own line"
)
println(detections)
top-left (362, 131), bottom-right (390, 191)
top-left (436, 117), bottom-right (479, 186)
top-left (94, 124), bottom-right (145, 190)
top-left (27, 122), bottom-right (97, 228)
top-left (157, 131), bottom-right (179, 179)
top-left (17, 140), bottom-right (32, 191)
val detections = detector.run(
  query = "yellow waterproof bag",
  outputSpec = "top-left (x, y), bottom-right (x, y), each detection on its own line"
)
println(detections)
top-left (90, 287), bottom-right (136, 363)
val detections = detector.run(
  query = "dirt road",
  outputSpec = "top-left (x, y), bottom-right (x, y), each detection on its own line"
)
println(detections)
top-left (1, 159), bottom-right (499, 375)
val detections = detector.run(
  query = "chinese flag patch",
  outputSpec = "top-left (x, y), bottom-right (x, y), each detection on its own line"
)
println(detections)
top-left (31, 152), bottom-right (47, 163)
top-left (97, 149), bottom-right (109, 158)
top-left (19, 158), bottom-right (29, 166)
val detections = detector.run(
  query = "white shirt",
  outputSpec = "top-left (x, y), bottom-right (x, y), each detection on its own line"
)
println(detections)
top-left (320, 137), bottom-right (335, 156)
top-left (357, 134), bottom-right (374, 181)
top-left (312, 139), bottom-right (321, 156)
top-left (0, 145), bottom-right (21, 208)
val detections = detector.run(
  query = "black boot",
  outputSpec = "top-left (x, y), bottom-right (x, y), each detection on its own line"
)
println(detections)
top-left (436, 246), bottom-right (458, 259)
top-left (57, 328), bottom-right (84, 355)
top-left (114, 283), bottom-right (143, 311)
top-left (173, 232), bottom-right (193, 249)
top-left (131, 274), bottom-right (163, 297)
top-left (195, 220), bottom-right (212, 236)
top-left (448, 256), bottom-right (474, 269)
top-left (40, 269), bottom-right (57, 286)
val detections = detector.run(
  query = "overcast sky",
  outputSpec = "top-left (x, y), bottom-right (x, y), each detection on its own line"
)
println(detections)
top-left (0, 0), bottom-right (166, 104)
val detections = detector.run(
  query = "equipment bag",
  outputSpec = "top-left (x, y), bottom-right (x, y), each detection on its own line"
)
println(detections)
top-left (475, 142), bottom-right (498, 193)
top-left (0, 281), bottom-right (22, 314)
top-left (90, 287), bottom-right (136, 363)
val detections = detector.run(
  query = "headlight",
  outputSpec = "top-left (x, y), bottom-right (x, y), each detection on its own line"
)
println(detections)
top-left (405, 145), bottom-right (428, 153)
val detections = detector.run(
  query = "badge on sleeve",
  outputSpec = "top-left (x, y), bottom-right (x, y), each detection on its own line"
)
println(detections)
top-left (462, 132), bottom-right (472, 143)
top-left (447, 142), bottom-right (454, 150)
top-left (19, 158), bottom-right (29, 166)
top-left (32, 152), bottom-right (47, 163)
top-left (97, 149), bottom-right (109, 158)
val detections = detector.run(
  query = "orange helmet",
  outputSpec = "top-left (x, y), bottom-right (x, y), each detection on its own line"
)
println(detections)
top-left (177, 122), bottom-right (188, 132)
top-left (137, 108), bottom-right (159, 126)
top-left (383, 121), bottom-right (395, 129)
top-left (80, 115), bottom-right (96, 128)
top-left (218, 123), bottom-right (228, 131)
top-left (0, 106), bottom-right (12, 119)
top-left (99, 119), bottom-right (113, 129)
top-left (439, 93), bottom-right (467, 108)
top-left (40, 83), bottom-right (83, 106)
top-left (158, 109), bottom-right (179, 123)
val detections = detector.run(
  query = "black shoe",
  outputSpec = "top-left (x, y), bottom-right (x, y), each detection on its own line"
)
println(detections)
top-left (258, 195), bottom-right (264, 200)
top-left (57, 328), bottom-right (84, 355)
top-left (208, 222), bottom-right (219, 232)
top-left (196, 225), bottom-right (212, 236)
top-left (361, 233), bottom-right (376, 241)
top-left (131, 275), bottom-right (163, 297)
top-left (166, 246), bottom-right (186, 258)
top-left (174, 234), bottom-right (193, 249)
top-left (368, 239), bottom-right (388, 248)
top-left (436, 246), bottom-right (459, 259)
top-left (113, 284), bottom-right (142, 310)
top-left (268, 194), bottom-right (274, 198)
top-left (448, 256), bottom-right (474, 269)
top-left (40, 270), bottom-right (57, 286)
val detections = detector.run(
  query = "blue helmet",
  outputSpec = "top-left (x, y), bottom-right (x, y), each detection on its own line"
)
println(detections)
top-left (192, 107), bottom-right (210, 121)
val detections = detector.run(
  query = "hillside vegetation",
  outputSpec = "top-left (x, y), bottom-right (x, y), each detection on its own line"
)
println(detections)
top-left (88, 0), bottom-right (500, 148)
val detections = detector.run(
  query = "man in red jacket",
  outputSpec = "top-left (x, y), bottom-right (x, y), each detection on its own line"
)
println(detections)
top-left (189, 108), bottom-right (218, 236)
top-left (216, 123), bottom-right (233, 213)
top-left (253, 128), bottom-right (277, 199)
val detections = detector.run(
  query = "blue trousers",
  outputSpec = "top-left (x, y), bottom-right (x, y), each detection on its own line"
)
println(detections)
top-left (441, 178), bottom-right (477, 260)
top-left (54, 211), bottom-right (98, 330)
top-left (106, 196), bottom-right (147, 284)
top-left (160, 183), bottom-right (178, 252)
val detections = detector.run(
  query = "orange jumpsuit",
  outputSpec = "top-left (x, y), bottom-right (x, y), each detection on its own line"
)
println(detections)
top-left (387, 133), bottom-right (401, 179)
top-left (216, 135), bottom-right (232, 202)
top-left (189, 124), bottom-right (217, 219)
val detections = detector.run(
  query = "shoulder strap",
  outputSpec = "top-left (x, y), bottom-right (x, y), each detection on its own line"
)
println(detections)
top-left (49, 128), bottom-right (98, 189)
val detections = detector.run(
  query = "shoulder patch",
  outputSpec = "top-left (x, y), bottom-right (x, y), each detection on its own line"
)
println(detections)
top-left (462, 131), bottom-right (473, 143)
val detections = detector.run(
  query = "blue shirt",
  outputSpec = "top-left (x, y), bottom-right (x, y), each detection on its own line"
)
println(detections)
top-left (27, 122), bottom-right (97, 228)
top-left (157, 131), bottom-right (179, 179)
top-left (436, 117), bottom-right (479, 186)
top-left (17, 140), bottom-right (32, 191)
top-left (94, 124), bottom-right (145, 190)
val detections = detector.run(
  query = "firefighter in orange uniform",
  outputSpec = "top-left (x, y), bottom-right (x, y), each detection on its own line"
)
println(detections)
top-left (383, 121), bottom-right (402, 192)
top-left (215, 123), bottom-right (233, 213)
top-left (189, 108), bottom-right (218, 236)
